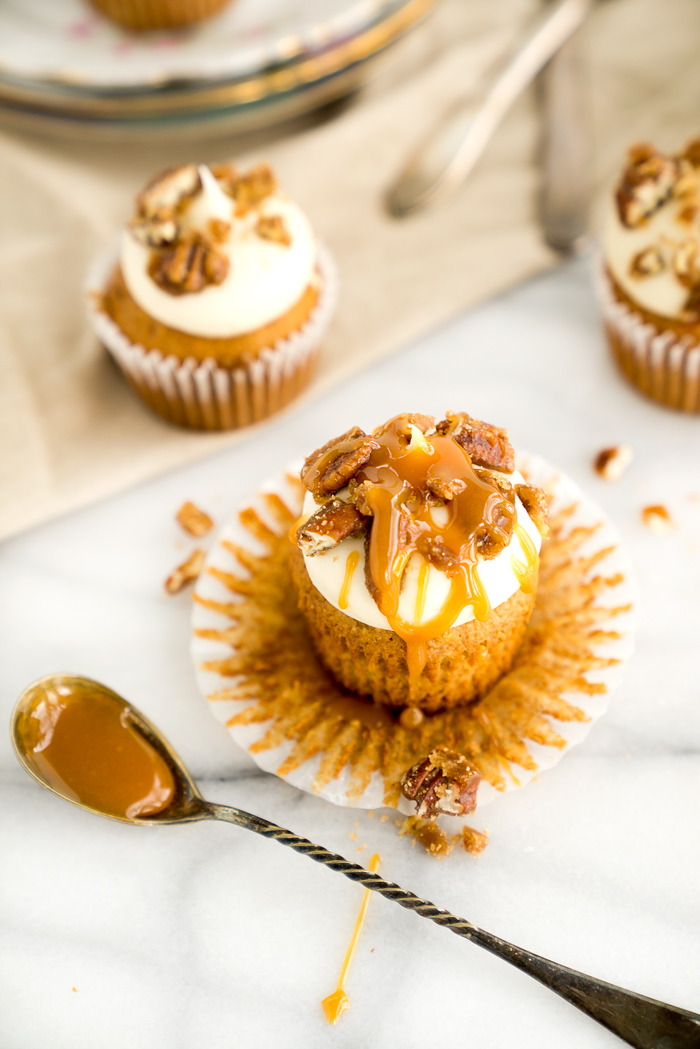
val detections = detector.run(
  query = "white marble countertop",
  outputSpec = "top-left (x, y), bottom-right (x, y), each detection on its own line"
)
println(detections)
top-left (2, 257), bottom-right (699, 1048)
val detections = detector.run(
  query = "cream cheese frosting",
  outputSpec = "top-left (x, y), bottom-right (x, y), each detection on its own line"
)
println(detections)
top-left (120, 164), bottom-right (317, 338)
top-left (300, 472), bottom-right (542, 633)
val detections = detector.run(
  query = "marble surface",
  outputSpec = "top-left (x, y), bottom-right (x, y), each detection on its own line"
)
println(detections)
top-left (2, 258), bottom-right (700, 1048)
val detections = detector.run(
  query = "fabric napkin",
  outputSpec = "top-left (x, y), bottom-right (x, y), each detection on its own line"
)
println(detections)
top-left (1, 0), bottom-right (699, 541)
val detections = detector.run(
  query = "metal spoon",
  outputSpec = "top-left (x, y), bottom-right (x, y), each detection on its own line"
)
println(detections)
top-left (386, 0), bottom-right (593, 218)
top-left (11, 673), bottom-right (700, 1048)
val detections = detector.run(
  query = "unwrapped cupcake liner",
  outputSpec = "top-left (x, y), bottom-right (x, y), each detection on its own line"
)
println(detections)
top-left (597, 263), bottom-right (700, 413)
top-left (86, 241), bottom-right (338, 431)
top-left (191, 452), bottom-right (637, 814)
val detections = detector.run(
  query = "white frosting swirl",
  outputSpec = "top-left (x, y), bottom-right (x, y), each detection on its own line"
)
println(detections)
top-left (301, 470), bottom-right (542, 632)
top-left (603, 169), bottom-right (700, 320)
top-left (120, 165), bottom-right (317, 338)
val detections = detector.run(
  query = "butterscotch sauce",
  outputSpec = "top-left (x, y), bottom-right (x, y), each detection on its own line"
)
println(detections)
top-left (321, 853), bottom-right (381, 1024)
top-left (338, 550), bottom-right (360, 610)
top-left (511, 523), bottom-right (539, 595)
top-left (18, 682), bottom-right (175, 820)
top-left (353, 419), bottom-right (512, 679)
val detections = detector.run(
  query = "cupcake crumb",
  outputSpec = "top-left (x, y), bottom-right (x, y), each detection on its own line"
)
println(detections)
top-left (641, 504), bottom-right (675, 532)
top-left (165, 548), bottom-right (206, 594)
top-left (594, 445), bottom-right (633, 481)
top-left (398, 816), bottom-right (453, 859)
top-left (451, 825), bottom-right (489, 856)
top-left (176, 501), bottom-right (214, 537)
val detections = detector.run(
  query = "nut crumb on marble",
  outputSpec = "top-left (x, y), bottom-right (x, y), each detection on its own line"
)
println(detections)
top-left (641, 504), bottom-right (674, 533)
top-left (165, 548), bottom-right (206, 594)
top-left (176, 501), bottom-right (214, 537)
top-left (594, 445), bottom-right (633, 482)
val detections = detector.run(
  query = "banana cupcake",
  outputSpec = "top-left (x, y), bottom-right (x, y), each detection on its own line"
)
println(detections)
top-left (599, 139), bottom-right (700, 412)
top-left (289, 411), bottom-right (549, 713)
top-left (89, 162), bottom-right (336, 430)
top-left (90, 0), bottom-right (233, 31)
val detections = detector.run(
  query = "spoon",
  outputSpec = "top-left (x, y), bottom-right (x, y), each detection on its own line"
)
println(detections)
top-left (11, 673), bottom-right (700, 1048)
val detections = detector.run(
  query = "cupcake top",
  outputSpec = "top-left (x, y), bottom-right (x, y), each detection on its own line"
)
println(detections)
top-left (294, 412), bottom-right (549, 678)
top-left (604, 139), bottom-right (700, 322)
top-left (120, 162), bottom-right (317, 338)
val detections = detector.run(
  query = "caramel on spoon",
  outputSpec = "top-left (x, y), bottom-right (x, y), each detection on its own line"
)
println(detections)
top-left (11, 674), bottom-right (700, 1048)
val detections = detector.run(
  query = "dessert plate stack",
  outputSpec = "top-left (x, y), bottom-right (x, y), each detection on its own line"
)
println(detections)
top-left (0, 0), bottom-right (435, 140)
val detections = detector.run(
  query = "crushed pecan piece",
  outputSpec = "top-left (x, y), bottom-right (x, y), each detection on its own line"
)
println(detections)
top-left (641, 504), bottom-right (674, 533)
top-left (515, 483), bottom-right (550, 539)
top-left (401, 748), bottom-right (482, 819)
top-left (615, 145), bottom-right (679, 227)
top-left (256, 214), bottom-right (291, 246)
top-left (398, 816), bottom-right (453, 859)
top-left (149, 230), bottom-right (229, 295)
top-left (683, 138), bottom-right (700, 167)
top-left (454, 825), bottom-right (489, 856)
top-left (176, 501), bottom-right (213, 537)
top-left (295, 500), bottom-right (367, 555)
top-left (629, 246), bottom-right (665, 278)
top-left (301, 427), bottom-right (378, 497)
top-left (594, 445), bottom-right (633, 482)
top-left (207, 217), bottom-right (231, 243)
top-left (165, 548), bottom-right (206, 594)
top-left (426, 476), bottom-right (466, 501)
top-left (228, 163), bottom-right (277, 212)
top-left (350, 480), bottom-right (376, 517)
top-left (129, 208), bottom-right (178, 248)
top-left (136, 164), bottom-right (201, 218)
top-left (436, 411), bottom-right (515, 472)
top-left (673, 237), bottom-right (700, 287)
top-left (418, 535), bottom-right (460, 574)
top-left (373, 413), bottom-right (436, 439)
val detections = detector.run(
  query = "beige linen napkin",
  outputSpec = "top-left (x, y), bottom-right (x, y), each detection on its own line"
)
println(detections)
top-left (1, 0), bottom-right (699, 541)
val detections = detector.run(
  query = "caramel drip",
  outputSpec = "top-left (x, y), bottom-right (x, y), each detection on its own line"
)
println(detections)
top-left (511, 523), bottom-right (539, 595)
top-left (321, 853), bottom-right (381, 1024)
top-left (355, 418), bottom-right (513, 681)
top-left (414, 560), bottom-right (430, 624)
top-left (338, 550), bottom-right (360, 610)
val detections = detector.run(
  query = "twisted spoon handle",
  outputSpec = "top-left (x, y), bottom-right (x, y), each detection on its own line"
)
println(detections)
top-left (205, 802), bottom-right (700, 1049)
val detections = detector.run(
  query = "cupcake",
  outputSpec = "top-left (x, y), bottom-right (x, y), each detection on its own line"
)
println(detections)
top-left (90, 0), bottom-right (233, 31)
top-left (89, 162), bottom-right (336, 430)
top-left (599, 139), bottom-right (700, 412)
top-left (289, 411), bottom-right (549, 714)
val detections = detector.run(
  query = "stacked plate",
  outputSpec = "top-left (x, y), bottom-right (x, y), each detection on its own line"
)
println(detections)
top-left (0, 0), bottom-right (437, 139)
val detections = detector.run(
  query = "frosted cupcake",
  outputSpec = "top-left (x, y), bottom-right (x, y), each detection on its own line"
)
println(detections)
top-left (89, 162), bottom-right (336, 430)
top-left (90, 0), bottom-right (233, 31)
top-left (289, 411), bottom-right (549, 714)
top-left (599, 139), bottom-right (700, 412)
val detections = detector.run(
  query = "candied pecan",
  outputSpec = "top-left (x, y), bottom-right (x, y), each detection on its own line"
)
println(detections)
top-left (301, 427), bottom-right (377, 497)
top-left (426, 476), bottom-right (466, 501)
top-left (165, 548), bottom-right (205, 594)
top-left (594, 445), bottom-right (633, 482)
top-left (401, 749), bottom-right (482, 819)
top-left (474, 466), bottom-right (514, 498)
top-left (129, 207), bottom-right (178, 248)
top-left (295, 499), bottom-right (367, 555)
top-left (436, 411), bottom-right (515, 472)
top-left (350, 480), bottom-right (376, 517)
top-left (373, 413), bottom-right (436, 439)
top-left (418, 535), bottom-right (460, 574)
top-left (673, 237), bottom-right (700, 288)
top-left (207, 217), bottom-right (231, 243)
top-left (136, 164), bottom-right (201, 218)
top-left (256, 214), bottom-right (291, 246)
top-left (176, 501), bottom-right (213, 537)
top-left (683, 138), bottom-right (700, 167)
top-left (615, 146), bottom-right (679, 227)
top-left (683, 284), bottom-right (700, 321)
top-left (629, 246), bottom-right (665, 278)
top-left (515, 483), bottom-right (550, 539)
top-left (641, 504), bottom-right (674, 533)
top-left (229, 163), bottom-right (277, 212)
top-left (149, 231), bottom-right (229, 296)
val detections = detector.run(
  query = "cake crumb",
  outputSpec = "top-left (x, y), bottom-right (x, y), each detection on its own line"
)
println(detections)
top-left (349, 831), bottom-right (357, 841)
top-left (356, 844), bottom-right (367, 853)
top-left (398, 816), bottom-right (453, 859)
top-left (380, 815), bottom-right (389, 822)
top-left (452, 825), bottom-right (489, 856)
top-left (594, 445), bottom-right (633, 481)
top-left (641, 504), bottom-right (675, 532)
top-left (165, 548), bottom-right (206, 594)
top-left (72, 987), bottom-right (78, 993)
top-left (176, 501), bottom-right (213, 537)
top-left (367, 811), bottom-right (374, 818)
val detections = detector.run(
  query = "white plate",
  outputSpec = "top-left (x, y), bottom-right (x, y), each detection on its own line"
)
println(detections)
top-left (0, 0), bottom-right (415, 88)
top-left (191, 452), bottom-right (637, 814)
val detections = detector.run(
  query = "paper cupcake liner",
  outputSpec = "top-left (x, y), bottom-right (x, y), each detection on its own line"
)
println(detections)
top-left (597, 263), bottom-right (700, 413)
top-left (191, 453), bottom-right (637, 817)
top-left (86, 242), bottom-right (338, 431)
top-left (90, 0), bottom-right (232, 31)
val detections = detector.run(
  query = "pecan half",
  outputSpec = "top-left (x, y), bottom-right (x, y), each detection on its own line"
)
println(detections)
top-left (615, 145), bottom-right (679, 228)
top-left (629, 246), bottom-right (665, 278)
top-left (136, 164), bottom-right (201, 219)
top-left (230, 163), bottom-right (277, 212)
top-left (165, 548), bottom-right (206, 595)
top-left (641, 504), bottom-right (674, 533)
top-left (129, 207), bottom-right (178, 248)
top-left (515, 483), bottom-right (549, 538)
top-left (176, 501), bottom-right (213, 537)
top-left (373, 413), bottom-right (436, 439)
top-left (594, 445), bottom-right (633, 482)
top-left (401, 749), bottom-right (482, 819)
top-left (149, 230), bottom-right (229, 296)
top-left (295, 500), bottom-right (368, 555)
top-left (436, 412), bottom-right (515, 472)
top-left (256, 214), bottom-right (291, 246)
top-left (301, 427), bottom-right (377, 497)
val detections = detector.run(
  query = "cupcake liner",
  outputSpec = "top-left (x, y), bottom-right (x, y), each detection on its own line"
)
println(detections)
top-left (597, 263), bottom-right (700, 413)
top-left (90, 0), bottom-right (232, 31)
top-left (191, 453), bottom-right (637, 816)
top-left (86, 241), bottom-right (338, 431)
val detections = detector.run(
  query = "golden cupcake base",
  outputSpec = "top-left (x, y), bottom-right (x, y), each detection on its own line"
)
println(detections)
top-left (90, 0), bottom-right (232, 31)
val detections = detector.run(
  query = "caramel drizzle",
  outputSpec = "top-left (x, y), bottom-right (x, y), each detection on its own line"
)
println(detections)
top-left (338, 550), bottom-right (360, 610)
top-left (511, 523), bottom-right (539, 596)
top-left (321, 853), bottom-right (381, 1024)
top-left (354, 420), bottom-right (512, 680)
